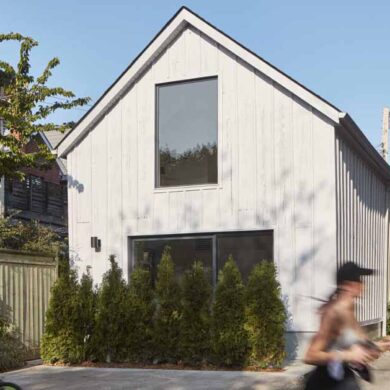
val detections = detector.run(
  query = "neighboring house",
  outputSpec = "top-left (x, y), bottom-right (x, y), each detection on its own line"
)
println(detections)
top-left (57, 7), bottom-right (390, 356)
top-left (2, 131), bottom-right (68, 234)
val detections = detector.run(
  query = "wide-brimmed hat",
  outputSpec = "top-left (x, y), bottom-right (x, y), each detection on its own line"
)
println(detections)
top-left (337, 261), bottom-right (373, 284)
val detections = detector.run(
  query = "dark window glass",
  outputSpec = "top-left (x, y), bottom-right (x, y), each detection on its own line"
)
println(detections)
top-left (133, 237), bottom-right (213, 282)
top-left (217, 232), bottom-right (273, 281)
top-left (156, 78), bottom-right (218, 187)
top-left (131, 231), bottom-right (273, 285)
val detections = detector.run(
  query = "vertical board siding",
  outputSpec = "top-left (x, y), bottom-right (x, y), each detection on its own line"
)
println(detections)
top-left (335, 134), bottom-right (388, 324)
top-left (0, 250), bottom-right (57, 357)
top-left (67, 26), bottom-right (338, 332)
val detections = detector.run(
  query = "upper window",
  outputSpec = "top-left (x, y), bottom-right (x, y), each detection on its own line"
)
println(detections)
top-left (156, 77), bottom-right (218, 187)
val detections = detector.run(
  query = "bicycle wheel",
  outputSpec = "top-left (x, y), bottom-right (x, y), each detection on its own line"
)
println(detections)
top-left (0, 382), bottom-right (22, 390)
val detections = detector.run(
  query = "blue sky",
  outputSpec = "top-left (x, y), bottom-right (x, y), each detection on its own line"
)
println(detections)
top-left (1, 0), bottom-right (390, 148)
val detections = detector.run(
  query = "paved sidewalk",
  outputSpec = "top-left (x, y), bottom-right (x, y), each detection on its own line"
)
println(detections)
top-left (1, 362), bottom-right (310, 390)
top-left (361, 351), bottom-right (390, 390)
top-left (3, 354), bottom-right (390, 390)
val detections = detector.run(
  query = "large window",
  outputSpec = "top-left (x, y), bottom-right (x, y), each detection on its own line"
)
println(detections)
top-left (156, 77), bottom-right (218, 187)
top-left (131, 231), bottom-right (273, 284)
top-left (133, 236), bottom-right (213, 283)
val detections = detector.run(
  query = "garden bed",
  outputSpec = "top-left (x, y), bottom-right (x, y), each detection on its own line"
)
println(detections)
top-left (48, 361), bottom-right (284, 372)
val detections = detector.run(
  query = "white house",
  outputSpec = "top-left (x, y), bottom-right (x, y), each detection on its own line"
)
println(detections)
top-left (57, 7), bottom-right (390, 356)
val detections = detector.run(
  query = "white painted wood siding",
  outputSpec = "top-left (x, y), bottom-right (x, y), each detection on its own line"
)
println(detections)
top-left (67, 26), bottom-right (337, 332)
top-left (335, 134), bottom-right (388, 326)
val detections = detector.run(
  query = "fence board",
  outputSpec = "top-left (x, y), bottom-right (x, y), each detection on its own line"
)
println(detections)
top-left (0, 248), bottom-right (57, 358)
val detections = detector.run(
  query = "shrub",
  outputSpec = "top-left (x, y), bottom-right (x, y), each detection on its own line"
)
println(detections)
top-left (74, 270), bottom-right (96, 361)
top-left (0, 217), bottom-right (65, 255)
top-left (245, 261), bottom-right (286, 368)
top-left (92, 255), bottom-right (128, 362)
top-left (387, 302), bottom-right (390, 335)
top-left (180, 261), bottom-right (212, 365)
top-left (126, 266), bottom-right (154, 362)
top-left (41, 254), bottom-right (81, 364)
top-left (0, 302), bottom-right (27, 371)
top-left (153, 247), bottom-right (181, 362)
top-left (212, 256), bottom-right (248, 366)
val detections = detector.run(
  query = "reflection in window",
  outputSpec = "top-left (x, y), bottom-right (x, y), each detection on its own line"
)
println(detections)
top-left (217, 232), bottom-right (273, 281)
top-left (131, 231), bottom-right (273, 285)
top-left (156, 77), bottom-right (218, 187)
top-left (133, 237), bottom-right (213, 282)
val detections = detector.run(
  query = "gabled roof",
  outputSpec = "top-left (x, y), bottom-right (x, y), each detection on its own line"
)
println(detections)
top-left (39, 131), bottom-right (68, 176)
top-left (56, 6), bottom-right (390, 180)
top-left (44, 129), bottom-right (70, 150)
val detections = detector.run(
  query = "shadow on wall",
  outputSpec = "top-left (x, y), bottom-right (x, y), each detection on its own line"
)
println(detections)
top-left (67, 175), bottom-right (84, 193)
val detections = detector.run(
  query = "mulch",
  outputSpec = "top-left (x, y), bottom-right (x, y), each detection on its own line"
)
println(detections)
top-left (48, 360), bottom-right (284, 373)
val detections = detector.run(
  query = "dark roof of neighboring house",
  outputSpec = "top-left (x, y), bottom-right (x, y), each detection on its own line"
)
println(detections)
top-left (43, 129), bottom-right (71, 150)
top-left (40, 131), bottom-right (68, 176)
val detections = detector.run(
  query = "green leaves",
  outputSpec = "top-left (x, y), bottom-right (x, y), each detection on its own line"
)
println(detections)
top-left (153, 246), bottom-right (182, 362)
top-left (41, 252), bottom-right (287, 369)
top-left (0, 32), bottom-right (90, 179)
top-left (245, 261), bottom-right (287, 368)
top-left (180, 261), bottom-right (212, 365)
top-left (93, 255), bottom-right (128, 363)
top-left (212, 256), bottom-right (248, 367)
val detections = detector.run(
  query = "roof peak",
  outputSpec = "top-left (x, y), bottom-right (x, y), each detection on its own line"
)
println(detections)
top-left (57, 6), bottom-right (341, 156)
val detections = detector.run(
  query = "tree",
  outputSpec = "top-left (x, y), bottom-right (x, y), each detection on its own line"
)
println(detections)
top-left (92, 255), bottom-right (129, 362)
top-left (126, 266), bottom-right (154, 362)
top-left (212, 256), bottom-right (248, 366)
top-left (245, 261), bottom-right (287, 368)
top-left (153, 246), bottom-right (181, 362)
top-left (180, 261), bottom-right (212, 365)
top-left (0, 33), bottom-right (90, 179)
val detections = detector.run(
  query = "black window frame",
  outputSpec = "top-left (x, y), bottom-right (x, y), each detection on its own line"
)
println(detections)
top-left (155, 76), bottom-right (219, 188)
top-left (129, 230), bottom-right (273, 287)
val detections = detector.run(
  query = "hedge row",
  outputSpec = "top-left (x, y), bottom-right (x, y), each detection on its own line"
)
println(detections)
top-left (41, 248), bottom-right (286, 368)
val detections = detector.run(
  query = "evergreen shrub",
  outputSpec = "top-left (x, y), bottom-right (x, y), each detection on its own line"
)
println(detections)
top-left (126, 266), bottom-right (154, 362)
top-left (40, 254), bottom-right (81, 364)
top-left (180, 261), bottom-right (212, 365)
top-left (245, 261), bottom-right (286, 368)
top-left (74, 269), bottom-right (96, 361)
top-left (92, 255), bottom-right (129, 362)
top-left (153, 247), bottom-right (181, 362)
top-left (212, 255), bottom-right (248, 366)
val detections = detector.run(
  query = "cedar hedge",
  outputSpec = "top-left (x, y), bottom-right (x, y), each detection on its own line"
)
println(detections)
top-left (153, 247), bottom-right (182, 363)
top-left (212, 255), bottom-right (249, 367)
top-left (41, 250), bottom-right (286, 368)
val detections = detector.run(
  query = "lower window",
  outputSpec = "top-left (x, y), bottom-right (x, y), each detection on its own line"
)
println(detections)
top-left (133, 236), bottom-right (213, 283)
top-left (131, 230), bottom-right (273, 284)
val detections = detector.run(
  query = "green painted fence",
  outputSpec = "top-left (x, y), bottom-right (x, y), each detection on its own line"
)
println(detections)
top-left (0, 248), bottom-right (57, 358)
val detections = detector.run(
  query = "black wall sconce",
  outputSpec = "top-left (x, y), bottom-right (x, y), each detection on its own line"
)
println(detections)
top-left (91, 236), bottom-right (101, 252)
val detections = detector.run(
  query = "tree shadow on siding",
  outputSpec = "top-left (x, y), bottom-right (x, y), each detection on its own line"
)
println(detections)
top-left (67, 174), bottom-right (84, 193)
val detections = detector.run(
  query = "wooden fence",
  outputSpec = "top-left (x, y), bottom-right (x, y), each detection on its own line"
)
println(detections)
top-left (0, 248), bottom-right (57, 358)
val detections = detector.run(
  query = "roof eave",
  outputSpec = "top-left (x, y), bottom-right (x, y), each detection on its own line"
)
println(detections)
top-left (56, 6), bottom-right (342, 157)
top-left (338, 112), bottom-right (390, 182)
